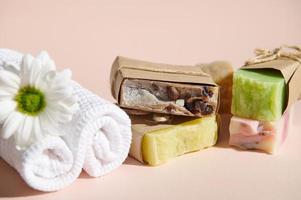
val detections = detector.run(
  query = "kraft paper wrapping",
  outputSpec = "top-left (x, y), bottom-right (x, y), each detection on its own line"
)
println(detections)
top-left (196, 61), bottom-right (234, 114)
top-left (110, 56), bottom-right (219, 108)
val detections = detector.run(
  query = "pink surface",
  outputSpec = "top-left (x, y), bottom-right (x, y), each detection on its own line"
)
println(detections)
top-left (0, 0), bottom-right (301, 199)
top-left (229, 110), bottom-right (292, 153)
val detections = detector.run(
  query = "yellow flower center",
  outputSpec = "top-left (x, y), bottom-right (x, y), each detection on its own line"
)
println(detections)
top-left (15, 86), bottom-right (46, 116)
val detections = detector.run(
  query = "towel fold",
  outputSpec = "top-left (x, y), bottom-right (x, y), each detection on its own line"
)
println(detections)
top-left (0, 135), bottom-right (77, 191)
top-left (0, 49), bottom-right (132, 191)
top-left (64, 83), bottom-right (131, 177)
top-left (0, 50), bottom-right (80, 191)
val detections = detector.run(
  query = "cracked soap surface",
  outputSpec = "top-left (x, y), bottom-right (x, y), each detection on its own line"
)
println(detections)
top-left (231, 69), bottom-right (286, 121)
top-left (142, 116), bottom-right (217, 166)
top-left (120, 79), bottom-right (218, 117)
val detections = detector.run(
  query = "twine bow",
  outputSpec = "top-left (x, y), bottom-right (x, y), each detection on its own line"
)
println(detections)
top-left (245, 45), bottom-right (301, 65)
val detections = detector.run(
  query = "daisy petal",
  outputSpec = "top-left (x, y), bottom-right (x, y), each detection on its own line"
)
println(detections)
top-left (48, 102), bottom-right (73, 115)
top-left (0, 89), bottom-right (15, 100)
top-left (0, 85), bottom-right (18, 97)
top-left (28, 58), bottom-right (42, 86)
top-left (56, 69), bottom-right (72, 81)
top-left (20, 54), bottom-right (34, 85)
top-left (61, 95), bottom-right (78, 108)
top-left (3, 62), bottom-right (20, 76)
top-left (52, 69), bottom-right (72, 88)
top-left (43, 59), bottom-right (56, 72)
top-left (37, 51), bottom-right (56, 71)
top-left (0, 100), bottom-right (16, 123)
top-left (40, 110), bottom-right (59, 129)
top-left (39, 112), bottom-right (61, 136)
top-left (47, 96), bottom-right (78, 117)
top-left (0, 70), bottom-right (20, 90)
top-left (46, 104), bottom-right (73, 123)
top-left (20, 54), bottom-right (33, 75)
top-left (32, 117), bottom-right (43, 141)
top-left (46, 85), bottom-right (73, 101)
top-left (36, 51), bottom-right (50, 63)
top-left (15, 116), bottom-right (33, 148)
top-left (2, 112), bottom-right (24, 139)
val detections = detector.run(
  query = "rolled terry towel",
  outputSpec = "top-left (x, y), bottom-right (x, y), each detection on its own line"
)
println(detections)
top-left (63, 83), bottom-right (132, 177)
top-left (0, 50), bottom-right (79, 191)
top-left (0, 49), bottom-right (132, 190)
top-left (0, 136), bottom-right (74, 191)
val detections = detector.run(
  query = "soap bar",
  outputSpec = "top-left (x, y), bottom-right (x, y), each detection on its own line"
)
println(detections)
top-left (231, 69), bottom-right (286, 121)
top-left (229, 110), bottom-right (291, 154)
top-left (110, 56), bottom-right (219, 117)
top-left (129, 114), bottom-right (218, 166)
top-left (120, 79), bottom-right (219, 117)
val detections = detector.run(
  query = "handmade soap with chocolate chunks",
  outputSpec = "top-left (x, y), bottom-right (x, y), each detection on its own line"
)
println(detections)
top-left (110, 56), bottom-right (219, 117)
top-left (120, 79), bottom-right (218, 117)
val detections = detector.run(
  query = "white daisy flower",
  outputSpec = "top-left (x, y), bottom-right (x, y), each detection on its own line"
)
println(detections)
top-left (0, 51), bottom-right (78, 149)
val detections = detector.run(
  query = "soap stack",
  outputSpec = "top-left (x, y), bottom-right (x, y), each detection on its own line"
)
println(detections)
top-left (229, 46), bottom-right (301, 154)
top-left (110, 56), bottom-right (233, 165)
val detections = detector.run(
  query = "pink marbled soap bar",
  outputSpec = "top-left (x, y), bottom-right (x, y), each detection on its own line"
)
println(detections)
top-left (229, 110), bottom-right (292, 154)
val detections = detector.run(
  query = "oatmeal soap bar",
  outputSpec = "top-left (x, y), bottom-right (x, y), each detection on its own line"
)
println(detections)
top-left (231, 69), bottom-right (286, 121)
top-left (129, 115), bottom-right (218, 166)
top-left (110, 56), bottom-right (219, 117)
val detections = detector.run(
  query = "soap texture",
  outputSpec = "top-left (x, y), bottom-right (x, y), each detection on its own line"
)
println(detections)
top-left (229, 110), bottom-right (291, 154)
top-left (110, 56), bottom-right (219, 117)
top-left (140, 115), bottom-right (218, 166)
top-left (120, 79), bottom-right (219, 117)
top-left (231, 69), bottom-right (286, 121)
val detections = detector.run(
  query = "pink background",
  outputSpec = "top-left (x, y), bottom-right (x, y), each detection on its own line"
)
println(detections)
top-left (0, 0), bottom-right (301, 199)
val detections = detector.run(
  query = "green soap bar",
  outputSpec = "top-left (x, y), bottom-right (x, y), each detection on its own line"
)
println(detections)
top-left (231, 69), bottom-right (286, 121)
top-left (142, 116), bottom-right (218, 166)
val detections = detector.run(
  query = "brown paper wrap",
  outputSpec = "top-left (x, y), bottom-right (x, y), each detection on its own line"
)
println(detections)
top-left (242, 46), bottom-right (301, 113)
top-left (196, 61), bottom-right (233, 114)
top-left (110, 56), bottom-right (220, 116)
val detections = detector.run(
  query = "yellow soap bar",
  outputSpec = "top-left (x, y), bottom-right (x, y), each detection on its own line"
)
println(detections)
top-left (140, 116), bottom-right (218, 166)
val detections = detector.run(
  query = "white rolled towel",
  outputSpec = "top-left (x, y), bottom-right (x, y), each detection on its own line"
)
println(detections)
top-left (0, 50), bottom-right (80, 191)
top-left (0, 136), bottom-right (76, 191)
top-left (0, 49), bottom-right (132, 191)
top-left (63, 83), bottom-right (131, 177)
